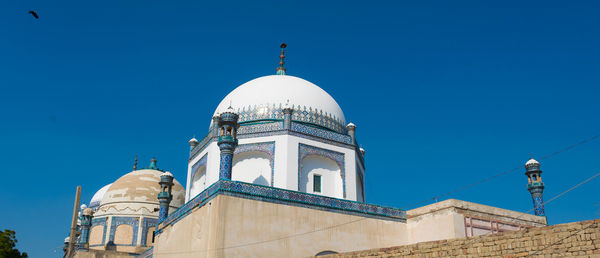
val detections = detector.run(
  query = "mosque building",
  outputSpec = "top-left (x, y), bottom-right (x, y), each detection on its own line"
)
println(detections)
top-left (69, 44), bottom-right (548, 258)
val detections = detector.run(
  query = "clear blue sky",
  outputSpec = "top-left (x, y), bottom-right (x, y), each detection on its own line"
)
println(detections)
top-left (1, 0), bottom-right (599, 256)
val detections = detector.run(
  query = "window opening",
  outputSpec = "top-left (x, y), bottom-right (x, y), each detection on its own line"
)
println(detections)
top-left (313, 174), bottom-right (321, 193)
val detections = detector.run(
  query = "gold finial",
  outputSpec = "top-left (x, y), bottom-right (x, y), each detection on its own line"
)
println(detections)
top-left (133, 154), bottom-right (138, 170)
top-left (276, 43), bottom-right (287, 75)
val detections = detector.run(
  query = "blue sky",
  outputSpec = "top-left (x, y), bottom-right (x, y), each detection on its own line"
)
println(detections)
top-left (1, 0), bottom-right (600, 256)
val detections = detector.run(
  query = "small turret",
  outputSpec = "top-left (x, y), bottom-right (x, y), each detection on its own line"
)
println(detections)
top-left (149, 158), bottom-right (158, 170)
top-left (157, 171), bottom-right (174, 222)
top-left (189, 137), bottom-right (199, 151)
top-left (525, 158), bottom-right (546, 216)
top-left (217, 107), bottom-right (239, 180)
top-left (78, 208), bottom-right (93, 248)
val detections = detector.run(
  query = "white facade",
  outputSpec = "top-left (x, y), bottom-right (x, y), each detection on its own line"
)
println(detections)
top-left (186, 74), bottom-right (364, 203)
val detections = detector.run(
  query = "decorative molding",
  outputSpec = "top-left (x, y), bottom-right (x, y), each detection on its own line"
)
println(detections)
top-left (89, 217), bottom-right (107, 247)
top-left (298, 143), bottom-right (346, 198)
top-left (157, 180), bottom-right (405, 235)
top-left (141, 218), bottom-right (158, 246)
top-left (234, 141), bottom-right (276, 186)
top-left (108, 216), bottom-right (139, 246)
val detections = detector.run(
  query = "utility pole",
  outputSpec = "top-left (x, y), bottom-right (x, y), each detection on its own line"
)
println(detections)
top-left (67, 186), bottom-right (81, 258)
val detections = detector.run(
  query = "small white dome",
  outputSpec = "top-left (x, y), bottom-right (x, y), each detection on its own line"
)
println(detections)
top-left (189, 137), bottom-right (199, 145)
top-left (212, 75), bottom-right (346, 132)
top-left (80, 204), bottom-right (87, 210)
top-left (526, 158), bottom-right (540, 166)
top-left (162, 171), bottom-right (174, 177)
top-left (89, 183), bottom-right (112, 209)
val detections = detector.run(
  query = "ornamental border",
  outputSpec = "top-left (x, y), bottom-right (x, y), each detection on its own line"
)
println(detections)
top-left (141, 218), bottom-right (158, 247)
top-left (156, 180), bottom-right (405, 235)
top-left (108, 216), bottom-right (139, 246)
top-left (234, 141), bottom-right (276, 186)
top-left (298, 143), bottom-right (346, 198)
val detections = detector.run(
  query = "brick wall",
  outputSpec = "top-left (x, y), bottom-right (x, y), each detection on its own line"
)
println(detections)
top-left (322, 219), bottom-right (600, 257)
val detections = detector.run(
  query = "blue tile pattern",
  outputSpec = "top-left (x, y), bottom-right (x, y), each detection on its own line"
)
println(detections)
top-left (233, 104), bottom-right (346, 134)
top-left (189, 121), bottom-right (355, 161)
top-left (108, 216), bottom-right (139, 246)
top-left (157, 180), bottom-right (405, 235)
top-left (298, 143), bottom-right (346, 198)
top-left (141, 218), bottom-right (158, 246)
top-left (531, 194), bottom-right (545, 216)
top-left (219, 153), bottom-right (233, 179)
top-left (234, 142), bottom-right (276, 186)
top-left (89, 217), bottom-right (107, 247)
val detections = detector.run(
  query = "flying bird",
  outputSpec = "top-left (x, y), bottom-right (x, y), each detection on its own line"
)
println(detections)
top-left (28, 10), bottom-right (39, 19)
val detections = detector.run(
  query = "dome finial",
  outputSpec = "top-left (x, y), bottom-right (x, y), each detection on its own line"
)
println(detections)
top-left (276, 43), bottom-right (287, 75)
top-left (149, 157), bottom-right (158, 170)
top-left (133, 154), bottom-right (138, 171)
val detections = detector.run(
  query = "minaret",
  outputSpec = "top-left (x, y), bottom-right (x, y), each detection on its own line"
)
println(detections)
top-left (79, 207), bottom-right (93, 248)
top-left (189, 137), bottom-right (199, 151)
top-left (149, 158), bottom-right (158, 170)
top-left (157, 171), bottom-right (174, 222)
top-left (525, 158), bottom-right (545, 216)
top-left (276, 43), bottom-right (287, 75)
top-left (347, 123), bottom-right (357, 146)
top-left (217, 107), bottom-right (239, 180)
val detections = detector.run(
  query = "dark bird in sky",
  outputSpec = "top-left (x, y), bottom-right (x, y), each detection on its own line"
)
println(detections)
top-left (28, 10), bottom-right (39, 19)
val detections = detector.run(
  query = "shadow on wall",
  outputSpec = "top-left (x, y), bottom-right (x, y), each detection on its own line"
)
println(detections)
top-left (253, 175), bottom-right (269, 186)
top-left (299, 155), bottom-right (342, 198)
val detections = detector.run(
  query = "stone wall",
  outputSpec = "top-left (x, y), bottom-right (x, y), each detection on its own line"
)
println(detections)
top-left (321, 219), bottom-right (600, 257)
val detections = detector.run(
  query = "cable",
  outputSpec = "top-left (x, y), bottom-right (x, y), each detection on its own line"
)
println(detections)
top-left (402, 132), bottom-right (600, 209)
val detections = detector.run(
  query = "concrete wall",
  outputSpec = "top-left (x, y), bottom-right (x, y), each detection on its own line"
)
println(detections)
top-left (406, 199), bottom-right (547, 244)
top-left (154, 194), bottom-right (407, 258)
top-left (320, 219), bottom-right (600, 257)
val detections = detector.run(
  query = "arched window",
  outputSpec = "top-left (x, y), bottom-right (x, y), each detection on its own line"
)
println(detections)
top-left (316, 250), bottom-right (338, 256)
top-left (89, 225), bottom-right (104, 246)
top-left (300, 155), bottom-right (343, 198)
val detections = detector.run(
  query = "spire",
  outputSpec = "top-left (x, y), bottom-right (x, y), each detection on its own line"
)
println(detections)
top-left (276, 43), bottom-right (287, 75)
top-left (133, 154), bottom-right (138, 171)
top-left (149, 158), bottom-right (158, 170)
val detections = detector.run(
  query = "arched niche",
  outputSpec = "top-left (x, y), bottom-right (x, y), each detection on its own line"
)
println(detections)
top-left (89, 225), bottom-right (104, 246)
top-left (298, 144), bottom-right (345, 198)
top-left (299, 155), bottom-right (343, 198)
top-left (113, 224), bottom-right (133, 245)
top-left (190, 155), bottom-right (208, 198)
top-left (232, 151), bottom-right (272, 186)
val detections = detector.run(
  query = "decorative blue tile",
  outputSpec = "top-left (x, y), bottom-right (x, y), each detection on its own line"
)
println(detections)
top-left (141, 218), bottom-right (158, 246)
top-left (157, 180), bottom-right (405, 235)
top-left (108, 216), bottom-right (139, 246)
top-left (89, 217), bottom-right (107, 247)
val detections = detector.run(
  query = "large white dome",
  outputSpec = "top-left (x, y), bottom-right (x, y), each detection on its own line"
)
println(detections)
top-left (212, 75), bottom-right (346, 133)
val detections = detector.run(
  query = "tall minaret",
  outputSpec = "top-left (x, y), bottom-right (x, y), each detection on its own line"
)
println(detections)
top-left (157, 171), bottom-right (174, 222)
top-left (217, 107), bottom-right (239, 180)
top-left (79, 207), bottom-right (93, 248)
top-left (525, 158), bottom-right (545, 216)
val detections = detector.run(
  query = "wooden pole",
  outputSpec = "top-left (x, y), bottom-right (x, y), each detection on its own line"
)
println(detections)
top-left (67, 186), bottom-right (81, 258)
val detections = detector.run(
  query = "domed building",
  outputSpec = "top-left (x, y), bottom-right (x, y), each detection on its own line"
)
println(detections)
top-left (85, 158), bottom-right (185, 253)
top-left (187, 73), bottom-right (365, 202)
top-left (70, 45), bottom-right (549, 258)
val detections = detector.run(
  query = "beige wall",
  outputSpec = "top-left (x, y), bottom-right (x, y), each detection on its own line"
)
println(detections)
top-left (154, 194), bottom-right (407, 257)
top-left (320, 219), bottom-right (600, 257)
top-left (89, 225), bottom-right (104, 246)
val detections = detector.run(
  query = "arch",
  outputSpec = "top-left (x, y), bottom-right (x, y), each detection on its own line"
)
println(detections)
top-left (300, 155), bottom-right (343, 198)
top-left (316, 250), bottom-right (339, 256)
top-left (145, 227), bottom-right (155, 246)
top-left (190, 155), bottom-right (208, 198)
top-left (298, 144), bottom-right (345, 198)
top-left (232, 151), bottom-right (272, 186)
top-left (113, 224), bottom-right (133, 245)
top-left (89, 225), bottom-right (104, 246)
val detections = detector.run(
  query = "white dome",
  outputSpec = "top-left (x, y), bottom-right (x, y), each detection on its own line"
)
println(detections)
top-left (212, 75), bottom-right (346, 133)
top-left (526, 158), bottom-right (540, 166)
top-left (89, 183), bottom-right (112, 209)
